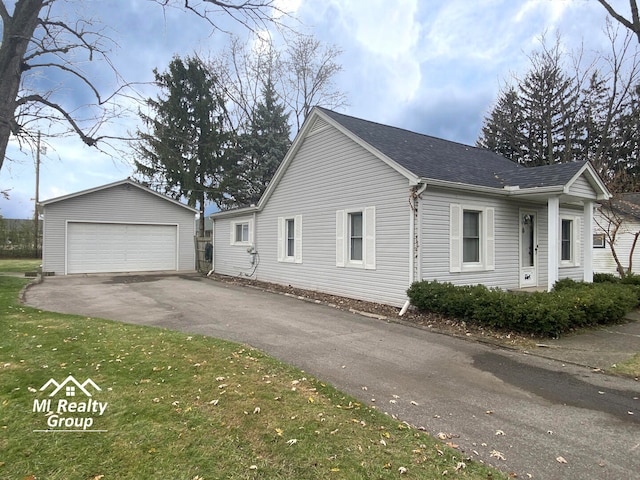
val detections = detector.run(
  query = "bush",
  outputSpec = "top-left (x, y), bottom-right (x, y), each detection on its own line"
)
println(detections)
top-left (407, 280), bottom-right (640, 337)
top-left (621, 273), bottom-right (640, 286)
top-left (593, 272), bottom-right (620, 284)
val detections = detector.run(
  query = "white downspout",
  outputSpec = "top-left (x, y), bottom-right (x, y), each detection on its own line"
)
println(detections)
top-left (583, 201), bottom-right (594, 282)
top-left (401, 182), bottom-right (427, 316)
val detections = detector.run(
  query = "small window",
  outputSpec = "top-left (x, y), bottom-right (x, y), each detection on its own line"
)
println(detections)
top-left (561, 219), bottom-right (572, 261)
top-left (349, 212), bottom-right (363, 261)
top-left (286, 219), bottom-right (295, 257)
top-left (278, 216), bottom-right (302, 264)
top-left (593, 233), bottom-right (605, 248)
top-left (235, 222), bottom-right (249, 243)
top-left (463, 211), bottom-right (481, 263)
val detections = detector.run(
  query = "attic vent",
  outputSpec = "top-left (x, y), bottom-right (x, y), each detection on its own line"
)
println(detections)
top-left (308, 118), bottom-right (329, 136)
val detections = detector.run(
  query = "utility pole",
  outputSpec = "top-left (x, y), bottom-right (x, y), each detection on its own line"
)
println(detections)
top-left (34, 132), bottom-right (41, 256)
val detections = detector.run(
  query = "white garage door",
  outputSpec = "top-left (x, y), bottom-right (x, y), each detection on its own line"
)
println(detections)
top-left (67, 222), bottom-right (178, 274)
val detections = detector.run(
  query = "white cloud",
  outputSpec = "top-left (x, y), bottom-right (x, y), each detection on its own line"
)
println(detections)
top-left (334, 0), bottom-right (420, 59)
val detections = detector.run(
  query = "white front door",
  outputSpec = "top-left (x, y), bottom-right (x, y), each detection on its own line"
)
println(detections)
top-left (520, 211), bottom-right (537, 288)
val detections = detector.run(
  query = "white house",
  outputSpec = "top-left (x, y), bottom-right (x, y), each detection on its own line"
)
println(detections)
top-left (40, 179), bottom-right (197, 275)
top-left (210, 108), bottom-right (610, 307)
top-left (593, 193), bottom-right (640, 276)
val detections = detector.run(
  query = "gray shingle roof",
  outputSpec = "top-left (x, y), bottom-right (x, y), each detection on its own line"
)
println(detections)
top-left (318, 108), bottom-right (587, 190)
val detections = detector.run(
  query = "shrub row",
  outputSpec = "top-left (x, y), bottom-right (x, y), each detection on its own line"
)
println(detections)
top-left (406, 280), bottom-right (640, 337)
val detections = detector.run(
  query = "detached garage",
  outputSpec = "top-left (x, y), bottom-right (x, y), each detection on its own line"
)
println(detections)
top-left (40, 179), bottom-right (197, 275)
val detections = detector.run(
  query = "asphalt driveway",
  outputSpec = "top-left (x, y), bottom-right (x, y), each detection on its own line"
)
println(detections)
top-left (25, 273), bottom-right (640, 479)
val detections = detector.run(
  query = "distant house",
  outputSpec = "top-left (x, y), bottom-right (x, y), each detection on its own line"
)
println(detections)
top-left (40, 179), bottom-right (197, 275)
top-left (210, 107), bottom-right (610, 308)
top-left (594, 193), bottom-right (640, 276)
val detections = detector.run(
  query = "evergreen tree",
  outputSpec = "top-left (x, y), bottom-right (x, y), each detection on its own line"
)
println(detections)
top-left (477, 86), bottom-right (525, 163)
top-left (517, 50), bottom-right (580, 166)
top-left (221, 78), bottom-right (291, 209)
top-left (135, 55), bottom-right (232, 234)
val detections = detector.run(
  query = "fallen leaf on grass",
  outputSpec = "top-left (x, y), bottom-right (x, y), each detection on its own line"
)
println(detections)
top-left (398, 466), bottom-right (408, 474)
top-left (286, 438), bottom-right (297, 446)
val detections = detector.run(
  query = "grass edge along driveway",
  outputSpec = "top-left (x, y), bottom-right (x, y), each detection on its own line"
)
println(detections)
top-left (0, 274), bottom-right (506, 479)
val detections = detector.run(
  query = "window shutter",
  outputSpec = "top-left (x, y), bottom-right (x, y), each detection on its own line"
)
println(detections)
top-left (574, 217), bottom-right (581, 266)
top-left (277, 217), bottom-right (285, 262)
top-left (450, 204), bottom-right (462, 272)
top-left (336, 210), bottom-right (346, 267)
top-left (485, 207), bottom-right (495, 271)
top-left (230, 223), bottom-right (235, 245)
top-left (364, 206), bottom-right (376, 270)
top-left (248, 219), bottom-right (254, 245)
top-left (294, 215), bottom-right (303, 264)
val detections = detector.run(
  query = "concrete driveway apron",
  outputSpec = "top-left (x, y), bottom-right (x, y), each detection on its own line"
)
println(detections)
top-left (25, 273), bottom-right (640, 480)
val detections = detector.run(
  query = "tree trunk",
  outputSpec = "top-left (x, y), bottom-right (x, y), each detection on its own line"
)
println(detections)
top-left (627, 231), bottom-right (640, 275)
top-left (0, 0), bottom-right (44, 170)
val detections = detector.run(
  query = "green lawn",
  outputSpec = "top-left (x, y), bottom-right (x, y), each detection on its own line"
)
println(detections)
top-left (610, 353), bottom-right (640, 378)
top-left (0, 258), bottom-right (40, 272)
top-left (0, 275), bottom-right (505, 479)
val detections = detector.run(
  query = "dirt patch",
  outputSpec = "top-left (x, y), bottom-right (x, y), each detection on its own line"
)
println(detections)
top-left (204, 273), bottom-right (539, 350)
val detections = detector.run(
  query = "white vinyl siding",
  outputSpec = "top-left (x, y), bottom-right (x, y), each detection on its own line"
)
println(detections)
top-left (450, 203), bottom-right (494, 273)
top-left (593, 212), bottom-right (640, 275)
top-left (41, 182), bottom-right (195, 275)
top-left (277, 215), bottom-right (302, 263)
top-left (247, 123), bottom-right (407, 307)
top-left (429, 189), bottom-right (543, 289)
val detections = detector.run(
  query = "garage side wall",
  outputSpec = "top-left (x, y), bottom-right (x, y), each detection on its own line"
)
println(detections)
top-left (42, 184), bottom-right (196, 274)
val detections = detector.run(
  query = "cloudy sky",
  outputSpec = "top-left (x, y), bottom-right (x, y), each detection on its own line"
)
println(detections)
top-left (0, 0), bottom-right (633, 218)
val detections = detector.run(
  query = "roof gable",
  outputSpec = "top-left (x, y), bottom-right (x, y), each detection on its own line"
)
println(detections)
top-left (40, 178), bottom-right (198, 212)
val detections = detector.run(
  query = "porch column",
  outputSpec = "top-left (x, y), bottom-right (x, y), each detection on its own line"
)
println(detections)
top-left (583, 201), bottom-right (594, 282)
top-left (547, 196), bottom-right (560, 290)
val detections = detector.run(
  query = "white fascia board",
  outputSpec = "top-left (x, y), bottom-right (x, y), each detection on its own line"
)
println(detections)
top-left (209, 206), bottom-right (259, 220)
top-left (422, 177), bottom-right (569, 198)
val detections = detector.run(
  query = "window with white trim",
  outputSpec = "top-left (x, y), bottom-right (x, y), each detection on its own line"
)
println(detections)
top-left (230, 219), bottom-right (253, 245)
top-left (559, 216), bottom-right (581, 267)
top-left (450, 204), bottom-right (495, 272)
top-left (336, 207), bottom-right (376, 269)
top-left (277, 216), bottom-right (302, 263)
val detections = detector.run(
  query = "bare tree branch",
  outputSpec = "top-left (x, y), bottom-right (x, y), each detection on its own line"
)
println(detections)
top-left (0, 0), bottom-right (292, 173)
top-left (596, 0), bottom-right (640, 43)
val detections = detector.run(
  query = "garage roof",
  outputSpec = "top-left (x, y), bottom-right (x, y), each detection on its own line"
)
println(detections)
top-left (39, 178), bottom-right (198, 212)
